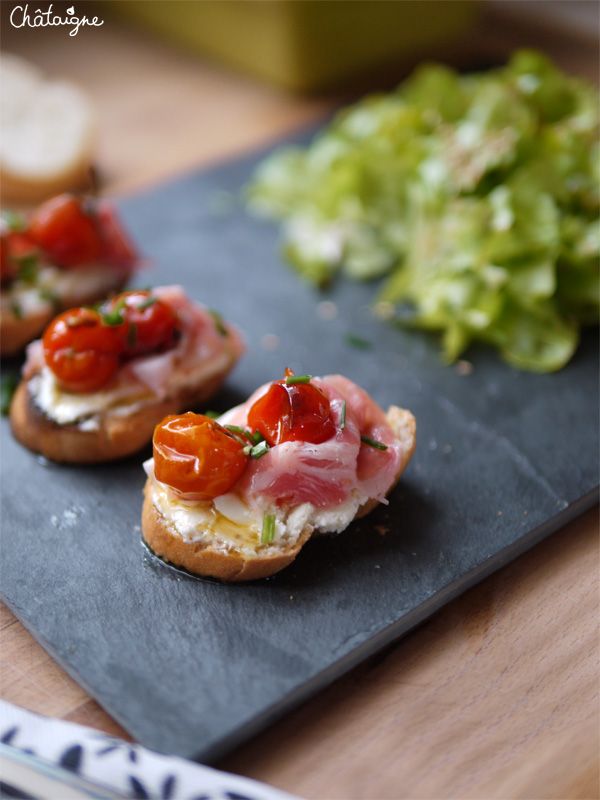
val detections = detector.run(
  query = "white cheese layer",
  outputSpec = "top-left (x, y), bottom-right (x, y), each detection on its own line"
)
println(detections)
top-left (28, 367), bottom-right (156, 426)
top-left (144, 457), bottom-right (365, 556)
top-left (1, 265), bottom-right (122, 316)
top-left (28, 347), bottom-right (233, 428)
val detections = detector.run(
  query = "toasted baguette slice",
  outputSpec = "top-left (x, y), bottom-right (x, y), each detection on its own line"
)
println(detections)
top-left (1, 54), bottom-right (96, 204)
top-left (10, 362), bottom-right (237, 464)
top-left (142, 406), bottom-right (416, 582)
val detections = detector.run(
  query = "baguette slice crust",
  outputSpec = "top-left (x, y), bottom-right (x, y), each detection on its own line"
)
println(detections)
top-left (10, 362), bottom-right (236, 464)
top-left (142, 405), bottom-right (416, 582)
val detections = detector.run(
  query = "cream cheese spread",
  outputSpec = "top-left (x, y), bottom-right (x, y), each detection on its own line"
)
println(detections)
top-left (144, 457), bottom-right (367, 556)
top-left (1, 264), bottom-right (122, 317)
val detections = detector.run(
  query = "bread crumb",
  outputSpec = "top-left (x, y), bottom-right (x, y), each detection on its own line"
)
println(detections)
top-left (456, 360), bottom-right (473, 376)
top-left (376, 526), bottom-right (388, 536)
top-left (289, 596), bottom-right (294, 600)
top-left (374, 565), bottom-right (381, 569)
top-left (497, 511), bottom-right (503, 516)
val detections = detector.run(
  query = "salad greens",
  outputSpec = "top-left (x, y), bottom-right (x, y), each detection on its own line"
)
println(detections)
top-left (246, 51), bottom-right (599, 372)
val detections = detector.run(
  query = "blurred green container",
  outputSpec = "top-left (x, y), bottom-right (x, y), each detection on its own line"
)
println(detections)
top-left (106, 0), bottom-right (479, 93)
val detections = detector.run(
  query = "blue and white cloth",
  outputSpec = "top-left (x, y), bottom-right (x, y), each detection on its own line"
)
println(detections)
top-left (0, 700), bottom-right (302, 800)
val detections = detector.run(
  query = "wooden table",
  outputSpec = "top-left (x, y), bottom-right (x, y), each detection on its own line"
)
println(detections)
top-left (2, 5), bottom-right (598, 798)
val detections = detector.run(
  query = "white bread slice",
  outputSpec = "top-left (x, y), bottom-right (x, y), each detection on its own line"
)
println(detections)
top-left (142, 406), bottom-right (417, 582)
top-left (1, 54), bottom-right (96, 204)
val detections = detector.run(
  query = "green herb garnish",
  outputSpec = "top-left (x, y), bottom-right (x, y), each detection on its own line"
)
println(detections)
top-left (1, 373), bottom-right (18, 415)
top-left (345, 334), bottom-right (371, 350)
top-left (101, 297), bottom-right (126, 327)
top-left (261, 513), bottom-right (276, 544)
top-left (16, 254), bottom-right (38, 283)
top-left (360, 435), bottom-right (388, 451)
top-left (126, 324), bottom-right (138, 349)
top-left (204, 410), bottom-right (220, 419)
top-left (136, 295), bottom-right (157, 311)
top-left (208, 309), bottom-right (228, 337)
top-left (285, 374), bottom-right (311, 385)
top-left (340, 401), bottom-right (347, 430)
top-left (38, 288), bottom-right (61, 311)
top-left (225, 424), bottom-right (248, 436)
top-left (1, 210), bottom-right (26, 232)
top-left (9, 301), bottom-right (22, 320)
top-left (249, 440), bottom-right (270, 459)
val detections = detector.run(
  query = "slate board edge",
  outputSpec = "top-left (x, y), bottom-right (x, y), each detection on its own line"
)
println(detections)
top-left (3, 487), bottom-right (597, 763)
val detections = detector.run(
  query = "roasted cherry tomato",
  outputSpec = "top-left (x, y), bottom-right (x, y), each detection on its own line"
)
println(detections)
top-left (0, 232), bottom-right (40, 284)
top-left (95, 204), bottom-right (138, 267)
top-left (28, 194), bottom-right (104, 268)
top-left (101, 291), bottom-right (179, 356)
top-left (247, 369), bottom-right (336, 446)
top-left (43, 308), bottom-right (125, 393)
top-left (153, 412), bottom-right (249, 499)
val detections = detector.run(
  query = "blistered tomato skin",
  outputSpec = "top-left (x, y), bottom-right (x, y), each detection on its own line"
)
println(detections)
top-left (28, 194), bottom-right (104, 268)
top-left (153, 413), bottom-right (249, 500)
top-left (42, 308), bottom-right (125, 393)
top-left (247, 373), bottom-right (336, 446)
top-left (102, 291), bottom-right (179, 357)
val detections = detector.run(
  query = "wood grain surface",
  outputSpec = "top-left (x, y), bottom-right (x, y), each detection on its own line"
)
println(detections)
top-left (1, 4), bottom-right (598, 799)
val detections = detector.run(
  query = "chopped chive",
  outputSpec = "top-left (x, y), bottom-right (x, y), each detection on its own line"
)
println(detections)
top-left (204, 410), bottom-right (220, 419)
top-left (1, 372), bottom-right (18, 415)
top-left (361, 435), bottom-right (388, 451)
top-left (126, 324), bottom-right (138, 348)
top-left (1, 210), bottom-right (26, 232)
top-left (101, 297), bottom-right (126, 326)
top-left (250, 440), bottom-right (270, 459)
top-left (38, 288), bottom-right (61, 311)
top-left (136, 295), bottom-right (157, 311)
top-left (345, 333), bottom-right (371, 350)
top-left (224, 424), bottom-right (247, 435)
top-left (261, 513), bottom-right (276, 544)
top-left (340, 401), bottom-right (347, 430)
top-left (285, 374), bottom-right (311, 385)
top-left (243, 444), bottom-right (252, 455)
top-left (243, 429), bottom-right (264, 446)
top-left (208, 309), bottom-right (228, 337)
top-left (9, 301), bottom-right (23, 320)
top-left (16, 254), bottom-right (38, 283)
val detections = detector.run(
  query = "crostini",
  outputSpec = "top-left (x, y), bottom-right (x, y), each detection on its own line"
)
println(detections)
top-left (142, 370), bottom-right (416, 581)
top-left (9, 286), bottom-right (244, 463)
top-left (1, 193), bottom-right (139, 355)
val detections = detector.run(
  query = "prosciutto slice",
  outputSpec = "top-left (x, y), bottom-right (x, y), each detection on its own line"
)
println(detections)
top-left (221, 375), bottom-right (403, 510)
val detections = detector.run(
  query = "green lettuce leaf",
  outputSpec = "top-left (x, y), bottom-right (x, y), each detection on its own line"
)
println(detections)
top-left (245, 50), bottom-right (599, 372)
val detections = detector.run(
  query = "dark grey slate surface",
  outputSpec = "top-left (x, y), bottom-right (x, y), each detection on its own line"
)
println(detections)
top-left (1, 142), bottom-right (598, 762)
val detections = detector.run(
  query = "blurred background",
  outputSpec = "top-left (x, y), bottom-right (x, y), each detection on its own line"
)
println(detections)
top-left (1, 0), bottom-right (598, 202)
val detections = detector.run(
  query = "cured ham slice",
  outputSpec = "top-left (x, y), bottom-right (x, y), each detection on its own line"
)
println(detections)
top-left (220, 375), bottom-right (404, 510)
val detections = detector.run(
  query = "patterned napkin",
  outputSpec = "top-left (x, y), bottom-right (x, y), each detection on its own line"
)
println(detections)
top-left (0, 700), bottom-right (302, 800)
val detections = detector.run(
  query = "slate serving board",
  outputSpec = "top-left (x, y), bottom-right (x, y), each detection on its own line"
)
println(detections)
top-left (1, 139), bottom-right (598, 762)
